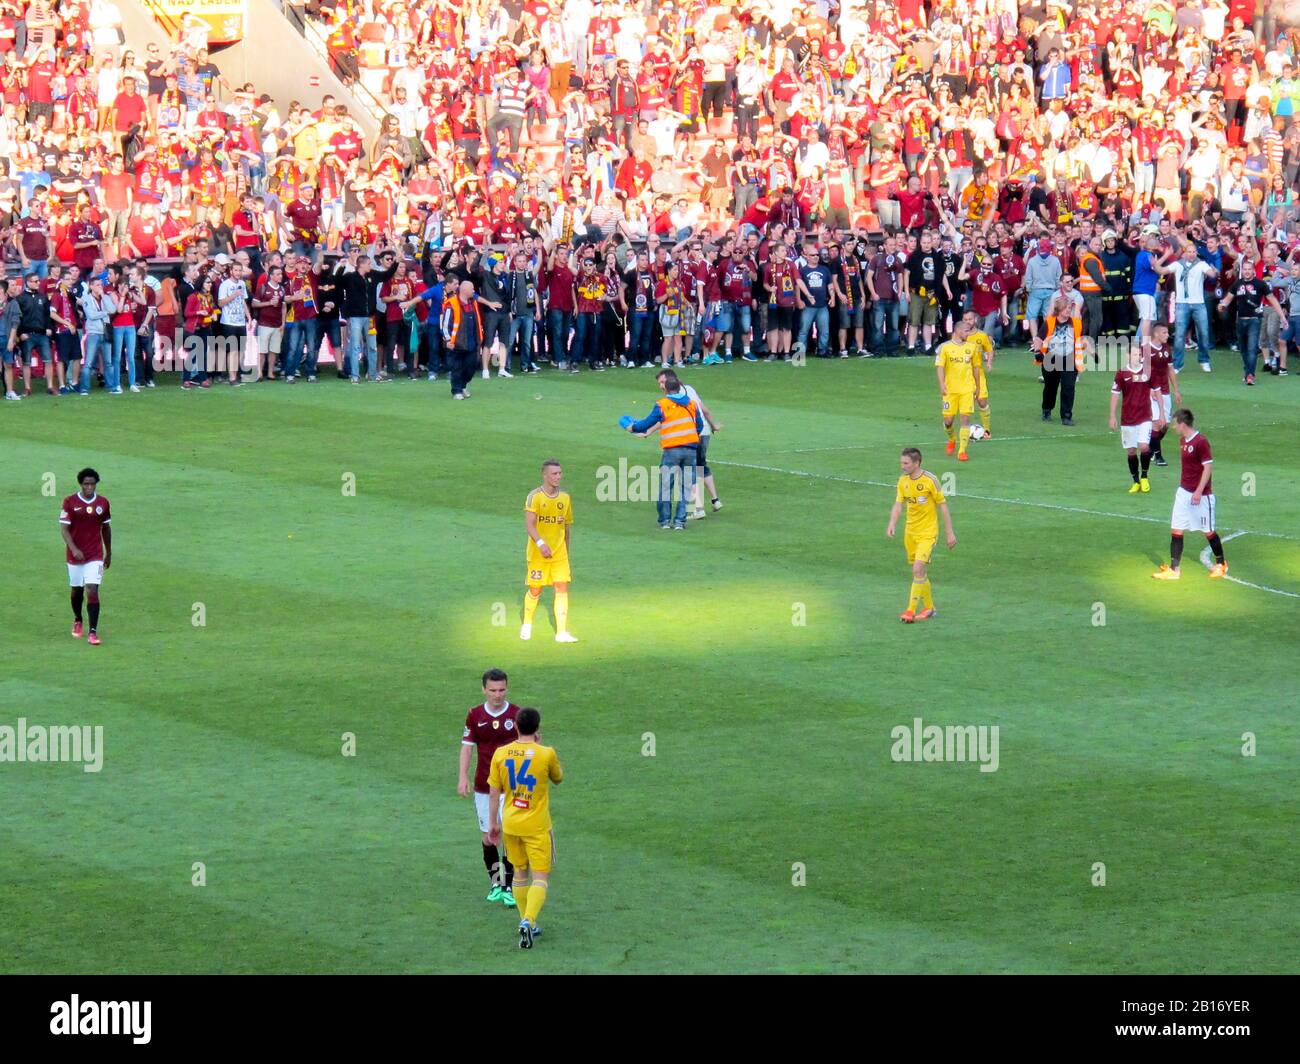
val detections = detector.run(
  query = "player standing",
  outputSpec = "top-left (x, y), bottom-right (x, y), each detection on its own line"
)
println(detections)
top-left (1109, 346), bottom-right (1154, 493)
top-left (521, 459), bottom-right (578, 643)
top-left (457, 668), bottom-right (521, 907)
top-left (962, 310), bottom-right (994, 439)
top-left (1145, 323), bottom-right (1180, 467)
top-left (1153, 409), bottom-right (1228, 580)
top-left (886, 447), bottom-right (957, 623)
top-left (934, 319), bottom-right (983, 461)
top-left (59, 468), bottom-right (112, 645)
top-left (487, 707), bottom-right (563, 949)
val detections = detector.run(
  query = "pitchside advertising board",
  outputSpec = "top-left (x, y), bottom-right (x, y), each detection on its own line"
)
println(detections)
top-left (158, 0), bottom-right (247, 46)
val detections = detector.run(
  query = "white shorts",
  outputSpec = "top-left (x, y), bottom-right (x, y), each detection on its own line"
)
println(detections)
top-left (474, 791), bottom-right (506, 834)
top-left (1120, 421), bottom-right (1152, 449)
top-left (1133, 293), bottom-right (1156, 322)
top-left (1150, 393), bottom-right (1172, 423)
top-left (68, 561), bottom-right (104, 587)
top-left (1171, 487), bottom-right (1216, 533)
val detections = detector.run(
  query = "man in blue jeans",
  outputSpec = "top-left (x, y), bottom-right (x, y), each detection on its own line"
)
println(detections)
top-left (620, 369), bottom-right (704, 530)
top-left (78, 276), bottom-right (118, 394)
top-left (1170, 242), bottom-right (1218, 371)
top-left (794, 246), bottom-right (835, 358)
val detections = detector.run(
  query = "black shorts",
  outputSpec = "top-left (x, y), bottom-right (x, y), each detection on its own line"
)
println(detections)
top-left (768, 305), bottom-right (796, 331)
top-left (482, 311), bottom-right (510, 347)
top-left (695, 435), bottom-right (712, 478)
top-left (56, 332), bottom-right (81, 363)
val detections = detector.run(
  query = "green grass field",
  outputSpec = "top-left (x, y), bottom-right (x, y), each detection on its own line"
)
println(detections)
top-left (1, 349), bottom-right (1296, 974)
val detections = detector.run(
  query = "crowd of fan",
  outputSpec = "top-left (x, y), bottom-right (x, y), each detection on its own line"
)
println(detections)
top-left (2, 0), bottom-right (1300, 401)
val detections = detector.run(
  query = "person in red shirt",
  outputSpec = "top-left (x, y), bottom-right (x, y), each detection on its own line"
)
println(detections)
top-left (285, 186), bottom-right (322, 257)
top-left (456, 668), bottom-right (521, 905)
top-left (1109, 344), bottom-right (1154, 491)
top-left (543, 242), bottom-right (576, 366)
top-left (59, 468), bottom-right (112, 645)
top-left (251, 263), bottom-right (286, 380)
top-left (109, 76), bottom-right (147, 135)
top-left (1153, 408), bottom-right (1227, 581)
top-left (98, 154), bottom-right (134, 258)
top-left (69, 205), bottom-right (103, 271)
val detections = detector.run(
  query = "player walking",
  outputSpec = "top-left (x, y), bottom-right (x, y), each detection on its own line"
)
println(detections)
top-left (487, 707), bottom-right (563, 949)
top-left (59, 468), bottom-right (112, 645)
top-left (1153, 409), bottom-right (1228, 580)
top-left (886, 447), bottom-right (957, 622)
top-left (457, 668), bottom-right (521, 907)
top-left (962, 310), bottom-right (994, 439)
top-left (1109, 346), bottom-right (1154, 492)
top-left (934, 319), bottom-right (983, 461)
top-left (521, 459), bottom-right (577, 642)
top-left (1146, 323), bottom-right (1180, 467)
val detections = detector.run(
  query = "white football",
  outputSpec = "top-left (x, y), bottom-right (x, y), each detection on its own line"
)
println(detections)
top-left (968, 424), bottom-right (986, 441)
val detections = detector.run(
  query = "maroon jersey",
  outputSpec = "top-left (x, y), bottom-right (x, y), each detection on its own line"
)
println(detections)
top-left (462, 701), bottom-right (521, 793)
top-left (59, 492), bottom-right (111, 563)
top-left (1179, 431), bottom-right (1213, 493)
top-left (1147, 343), bottom-right (1173, 391)
top-left (1112, 369), bottom-right (1152, 426)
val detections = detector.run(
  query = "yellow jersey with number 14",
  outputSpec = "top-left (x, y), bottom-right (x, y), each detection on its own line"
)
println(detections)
top-left (896, 471), bottom-right (945, 542)
top-left (488, 740), bottom-right (563, 836)
top-left (935, 339), bottom-right (980, 395)
top-left (525, 488), bottom-right (573, 566)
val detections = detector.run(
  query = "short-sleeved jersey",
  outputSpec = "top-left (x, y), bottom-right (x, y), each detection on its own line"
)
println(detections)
top-left (488, 740), bottom-right (563, 836)
top-left (525, 488), bottom-right (573, 565)
top-left (1112, 368), bottom-right (1152, 426)
top-left (462, 701), bottom-right (521, 794)
top-left (59, 493), bottom-right (111, 563)
top-left (1179, 430), bottom-right (1213, 493)
top-left (1147, 343), bottom-right (1173, 392)
top-left (896, 471), bottom-right (945, 542)
top-left (968, 330), bottom-right (993, 370)
top-left (935, 339), bottom-right (979, 394)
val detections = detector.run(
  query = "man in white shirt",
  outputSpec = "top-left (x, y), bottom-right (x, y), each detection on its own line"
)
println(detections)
top-left (1171, 241), bottom-right (1218, 371)
top-left (217, 260), bottom-right (250, 386)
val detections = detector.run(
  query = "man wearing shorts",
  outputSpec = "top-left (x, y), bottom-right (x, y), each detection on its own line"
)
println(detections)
top-left (1153, 409), bottom-right (1228, 580)
top-left (59, 468), bottom-right (112, 645)
top-left (457, 668), bottom-right (521, 907)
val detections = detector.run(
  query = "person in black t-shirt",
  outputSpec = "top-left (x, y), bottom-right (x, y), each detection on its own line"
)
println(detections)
top-left (1219, 271), bottom-right (1284, 384)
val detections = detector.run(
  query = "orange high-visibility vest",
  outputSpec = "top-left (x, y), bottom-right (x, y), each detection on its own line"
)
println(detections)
top-left (1045, 314), bottom-right (1087, 372)
top-left (657, 396), bottom-right (701, 448)
top-left (1078, 251), bottom-right (1104, 293)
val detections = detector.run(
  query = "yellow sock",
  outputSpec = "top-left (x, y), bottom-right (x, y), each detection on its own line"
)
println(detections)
top-left (959, 426), bottom-right (970, 454)
top-left (554, 591), bottom-right (569, 634)
top-left (920, 580), bottom-right (934, 610)
top-left (513, 882), bottom-right (530, 911)
top-left (523, 592), bottom-right (539, 624)
top-left (979, 404), bottom-right (991, 432)
top-left (908, 582), bottom-right (922, 612)
top-left (945, 422), bottom-right (956, 442)
top-left (524, 878), bottom-right (548, 925)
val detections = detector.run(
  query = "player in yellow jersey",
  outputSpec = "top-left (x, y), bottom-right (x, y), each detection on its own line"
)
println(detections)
top-left (935, 319), bottom-right (983, 461)
top-left (522, 459), bottom-right (577, 643)
top-left (487, 707), bottom-right (563, 949)
top-left (886, 447), bottom-right (957, 622)
top-left (961, 310), bottom-right (994, 439)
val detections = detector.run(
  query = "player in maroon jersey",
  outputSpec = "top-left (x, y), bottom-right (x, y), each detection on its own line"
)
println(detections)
top-left (58, 468), bottom-right (112, 645)
top-left (1154, 409), bottom-right (1227, 580)
top-left (456, 668), bottom-right (521, 907)
top-left (1109, 346), bottom-right (1154, 493)
top-left (1145, 323), bottom-right (1180, 467)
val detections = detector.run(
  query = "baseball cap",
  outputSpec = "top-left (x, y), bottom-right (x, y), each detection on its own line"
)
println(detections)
top-left (1037, 237), bottom-right (1052, 253)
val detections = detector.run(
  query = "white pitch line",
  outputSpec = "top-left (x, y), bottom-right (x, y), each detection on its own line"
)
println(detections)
top-left (1195, 532), bottom-right (1299, 598)
top-left (713, 459), bottom-right (1300, 543)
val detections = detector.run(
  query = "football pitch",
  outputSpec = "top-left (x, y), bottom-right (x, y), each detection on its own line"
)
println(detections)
top-left (2, 351), bottom-right (1296, 975)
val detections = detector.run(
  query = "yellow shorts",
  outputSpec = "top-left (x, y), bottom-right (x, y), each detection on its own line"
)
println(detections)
top-left (526, 556), bottom-right (571, 588)
top-left (905, 534), bottom-right (936, 564)
top-left (504, 830), bottom-right (554, 874)
top-left (942, 392), bottom-right (974, 416)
